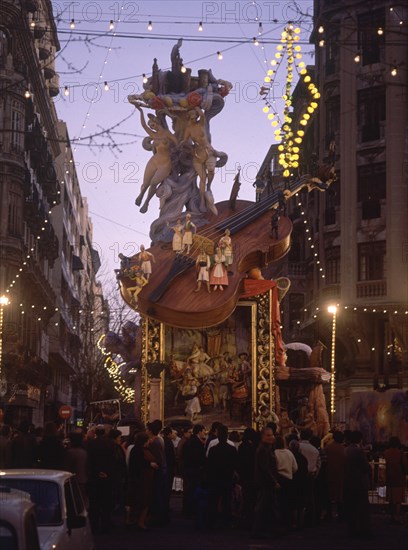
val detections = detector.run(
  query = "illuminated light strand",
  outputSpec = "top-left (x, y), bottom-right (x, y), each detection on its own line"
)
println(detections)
top-left (328, 305), bottom-right (337, 422)
top-left (97, 335), bottom-right (135, 402)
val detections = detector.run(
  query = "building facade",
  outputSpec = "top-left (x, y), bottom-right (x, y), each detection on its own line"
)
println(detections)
top-left (0, 0), bottom-right (108, 426)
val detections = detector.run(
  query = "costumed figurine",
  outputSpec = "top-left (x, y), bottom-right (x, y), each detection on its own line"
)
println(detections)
top-left (182, 213), bottom-right (196, 254)
top-left (218, 228), bottom-right (233, 266)
top-left (168, 218), bottom-right (184, 252)
top-left (127, 267), bottom-right (148, 305)
top-left (210, 246), bottom-right (228, 291)
top-left (181, 365), bottom-right (201, 421)
top-left (195, 246), bottom-right (211, 293)
top-left (138, 245), bottom-right (155, 280)
top-left (271, 209), bottom-right (280, 239)
top-left (132, 103), bottom-right (178, 213)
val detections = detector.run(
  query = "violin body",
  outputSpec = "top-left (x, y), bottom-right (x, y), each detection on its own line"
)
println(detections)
top-left (121, 199), bottom-right (292, 328)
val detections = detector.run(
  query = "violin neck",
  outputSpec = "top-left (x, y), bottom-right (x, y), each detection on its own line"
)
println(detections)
top-left (149, 254), bottom-right (195, 303)
top-left (217, 175), bottom-right (310, 235)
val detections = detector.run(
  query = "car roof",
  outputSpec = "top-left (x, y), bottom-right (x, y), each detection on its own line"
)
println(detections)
top-left (0, 470), bottom-right (74, 483)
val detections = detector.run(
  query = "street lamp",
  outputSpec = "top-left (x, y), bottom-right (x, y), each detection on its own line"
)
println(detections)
top-left (328, 305), bottom-right (337, 426)
top-left (0, 295), bottom-right (10, 399)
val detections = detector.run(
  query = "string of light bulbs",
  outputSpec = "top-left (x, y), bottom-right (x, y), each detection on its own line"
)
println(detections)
top-left (97, 335), bottom-right (135, 402)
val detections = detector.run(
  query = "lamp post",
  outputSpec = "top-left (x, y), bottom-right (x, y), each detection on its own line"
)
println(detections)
top-left (328, 305), bottom-right (337, 427)
top-left (0, 295), bottom-right (10, 404)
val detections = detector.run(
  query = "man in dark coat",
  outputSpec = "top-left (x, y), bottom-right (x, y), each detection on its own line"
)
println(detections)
top-left (207, 424), bottom-right (238, 527)
top-left (183, 423), bottom-right (206, 516)
top-left (6, 420), bottom-right (37, 468)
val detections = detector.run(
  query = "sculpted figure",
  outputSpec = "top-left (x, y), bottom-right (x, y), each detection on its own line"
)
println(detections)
top-left (132, 103), bottom-right (177, 213)
top-left (182, 213), bottom-right (196, 254)
top-left (218, 229), bottom-right (233, 266)
top-left (210, 247), bottom-right (228, 291)
top-left (195, 246), bottom-right (211, 293)
top-left (168, 218), bottom-right (184, 252)
top-left (127, 268), bottom-right (148, 305)
top-left (183, 107), bottom-right (217, 212)
top-left (138, 245), bottom-right (155, 280)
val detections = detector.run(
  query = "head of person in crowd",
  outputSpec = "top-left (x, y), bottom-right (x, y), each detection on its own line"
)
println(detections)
top-left (147, 419), bottom-right (162, 437)
top-left (209, 421), bottom-right (222, 437)
top-left (388, 436), bottom-right (401, 449)
top-left (109, 428), bottom-right (122, 444)
top-left (0, 425), bottom-right (11, 439)
top-left (134, 431), bottom-right (149, 447)
top-left (192, 424), bottom-right (206, 440)
top-left (95, 425), bottom-right (106, 437)
top-left (266, 421), bottom-right (278, 435)
top-left (241, 427), bottom-right (258, 445)
top-left (260, 426), bottom-right (275, 446)
top-left (286, 432), bottom-right (299, 445)
top-left (350, 430), bottom-right (363, 445)
top-left (217, 424), bottom-right (228, 443)
top-left (69, 432), bottom-right (84, 448)
top-left (229, 430), bottom-right (241, 444)
top-left (274, 435), bottom-right (285, 450)
top-left (300, 428), bottom-right (313, 441)
top-left (163, 426), bottom-right (177, 440)
top-left (333, 430), bottom-right (344, 444)
top-left (182, 426), bottom-right (193, 439)
top-left (310, 435), bottom-right (321, 449)
top-left (289, 439), bottom-right (300, 454)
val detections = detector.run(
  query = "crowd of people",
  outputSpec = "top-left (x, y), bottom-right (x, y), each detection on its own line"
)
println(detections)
top-left (0, 418), bottom-right (407, 538)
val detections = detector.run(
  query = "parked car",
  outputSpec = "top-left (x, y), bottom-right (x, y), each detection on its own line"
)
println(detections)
top-left (0, 485), bottom-right (41, 549)
top-left (0, 470), bottom-right (94, 550)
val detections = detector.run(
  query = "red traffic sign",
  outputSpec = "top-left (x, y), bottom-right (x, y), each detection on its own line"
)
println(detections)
top-left (58, 405), bottom-right (73, 420)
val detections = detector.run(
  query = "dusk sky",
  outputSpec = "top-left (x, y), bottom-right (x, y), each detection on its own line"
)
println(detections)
top-left (52, 0), bottom-right (314, 281)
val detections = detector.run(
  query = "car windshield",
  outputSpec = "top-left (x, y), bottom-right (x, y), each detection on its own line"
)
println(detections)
top-left (0, 480), bottom-right (62, 526)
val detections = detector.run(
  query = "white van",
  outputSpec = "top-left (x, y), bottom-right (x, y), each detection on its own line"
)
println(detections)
top-left (0, 470), bottom-right (94, 550)
top-left (0, 485), bottom-right (41, 549)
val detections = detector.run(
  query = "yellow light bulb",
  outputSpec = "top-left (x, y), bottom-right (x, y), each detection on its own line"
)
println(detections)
top-left (275, 136), bottom-right (282, 142)
top-left (268, 113), bottom-right (275, 120)
top-left (300, 119), bottom-right (307, 126)
top-left (294, 45), bottom-right (301, 51)
top-left (293, 147), bottom-right (299, 153)
top-left (292, 161), bottom-right (299, 167)
top-left (314, 92), bottom-right (321, 99)
top-left (303, 113), bottom-right (310, 120)
top-left (272, 120), bottom-right (278, 127)
top-left (271, 60), bottom-right (277, 66)
top-left (279, 159), bottom-right (285, 165)
top-left (304, 75), bottom-right (311, 83)
top-left (263, 106), bottom-right (269, 113)
top-left (277, 45), bottom-right (283, 51)
top-left (294, 28), bottom-right (301, 34)
top-left (298, 61), bottom-right (306, 68)
top-left (275, 53), bottom-right (281, 58)
top-left (308, 106), bottom-right (314, 113)
top-left (267, 69), bottom-right (274, 76)
top-left (297, 130), bottom-right (305, 136)
top-left (300, 69), bottom-right (307, 75)
top-left (296, 53), bottom-right (302, 59)
top-left (264, 77), bottom-right (271, 83)
top-left (295, 137), bottom-right (302, 143)
top-left (294, 35), bottom-right (300, 41)
top-left (283, 169), bottom-right (290, 177)
top-left (311, 102), bottom-right (318, 108)
top-left (278, 145), bottom-right (284, 151)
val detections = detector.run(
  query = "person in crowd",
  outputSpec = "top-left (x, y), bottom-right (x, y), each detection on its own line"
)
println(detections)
top-left (383, 436), bottom-right (407, 525)
top-left (252, 426), bottom-right (280, 538)
top-left (344, 430), bottom-right (372, 538)
top-left (127, 431), bottom-right (157, 529)
top-left (6, 419), bottom-right (37, 468)
top-left (37, 421), bottom-right (65, 470)
top-left (326, 430), bottom-right (345, 519)
top-left (207, 424), bottom-right (238, 527)
top-left (274, 435), bottom-right (298, 532)
top-left (109, 428), bottom-right (127, 521)
top-left (162, 426), bottom-right (177, 523)
top-left (299, 428), bottom-right (321, 526)
top-left (87, 424), bottom-right (116, 533)
top-left (0, 424), bottom-right (11, 468)
top-left (64, 431), bottom-right (89, 507)
top-left (205, 422), bottom-right (221, 452)
top-left (183, 423), bottom-right (206, 517)
top-left (206, 423), bottom-right (235, 457)
top-left (237, 428), bottom-right (259, 530)
top-left (146, 419), bottom-right (167, 526)
top-left (310, 435), bottom-right (329, 522)
top-left (228, 430), bottom-right (241, 450)
top-left (289, 438), bottom-right (308, 530)
top-left (176, 425), bottom-right (193, 514)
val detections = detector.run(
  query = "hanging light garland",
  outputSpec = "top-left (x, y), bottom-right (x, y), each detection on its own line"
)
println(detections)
top-left (97, 335), bottom-right (135, 402)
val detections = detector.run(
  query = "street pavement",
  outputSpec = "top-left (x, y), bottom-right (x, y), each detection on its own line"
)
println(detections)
top-left (95, 494), bottom-right (407, 550)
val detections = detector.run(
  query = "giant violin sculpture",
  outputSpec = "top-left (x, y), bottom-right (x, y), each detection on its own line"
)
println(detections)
top-left (120, 174), bottom-right (331, 328)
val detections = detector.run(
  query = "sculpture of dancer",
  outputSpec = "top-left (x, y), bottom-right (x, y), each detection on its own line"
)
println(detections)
top-left (168, 218), bottom-right (184, 252)
top-left (183, 107), bottom-right (217, 213)
top-left (132, 103), bottom-right (178, 213)
top-left (138, 245), bottom-right (155, 280)
top-left (182, 213), bottom-right (196, 254)
top-left (195, 246), bottom-right (211, 293)
top-left (218, 228), bottom-right (233, 266)
top-left (210, 247), bottom-right (228, 291)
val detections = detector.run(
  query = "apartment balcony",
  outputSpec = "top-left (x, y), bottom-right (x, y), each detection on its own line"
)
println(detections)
top-left (288, 261), bottom-right (307, 277)
top-left (319, 284), bottom-right (341, 301)
top-left (356, 280), bottom-right (386, 298)
top-left (48, 74), bottom-right (60, 97)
